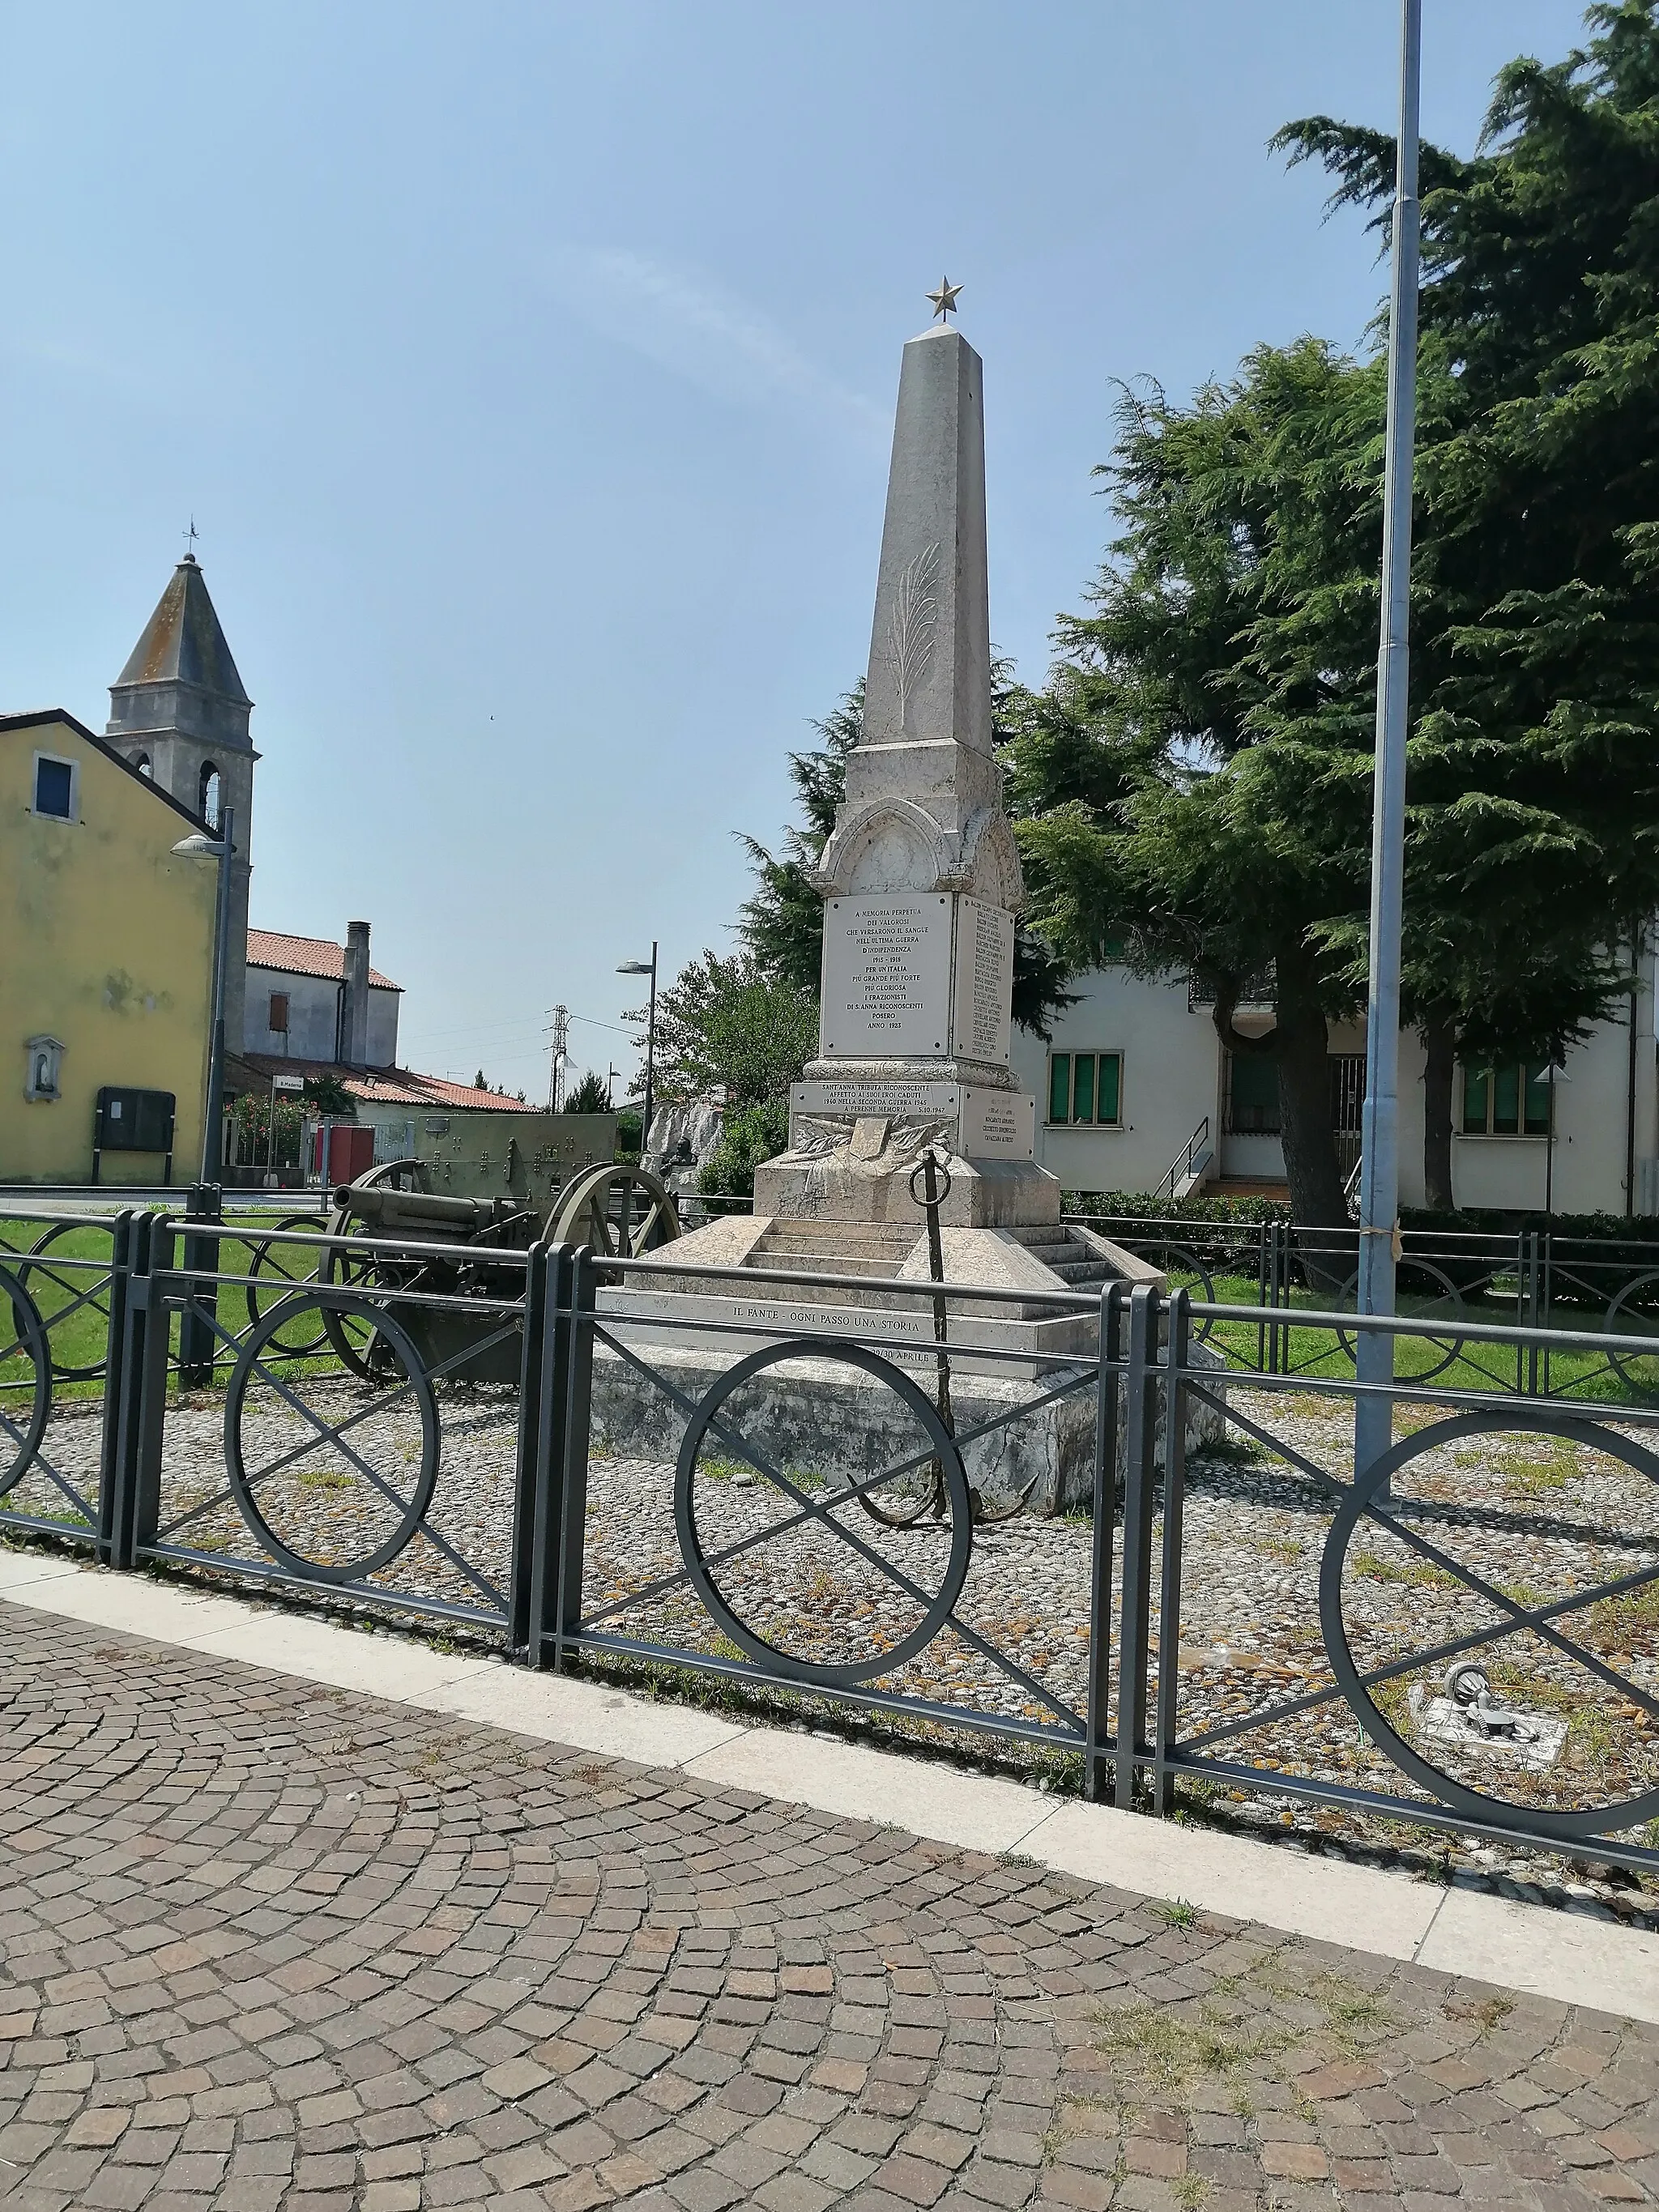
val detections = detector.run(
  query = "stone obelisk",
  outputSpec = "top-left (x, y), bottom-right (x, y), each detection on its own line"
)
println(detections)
top-left (753, 305), bottom-right (1060, 1230)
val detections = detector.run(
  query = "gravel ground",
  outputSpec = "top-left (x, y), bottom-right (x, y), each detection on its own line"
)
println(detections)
top-left (5, 1365), bottom-right (1657, 1926)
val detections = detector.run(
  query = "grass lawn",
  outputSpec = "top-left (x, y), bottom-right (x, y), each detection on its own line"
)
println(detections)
top-left (1, 1210), bottom-right (335, 1403)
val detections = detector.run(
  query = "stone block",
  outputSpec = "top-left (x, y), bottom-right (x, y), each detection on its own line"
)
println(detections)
top-left (585, 1337), bottom-right (1221, 1515)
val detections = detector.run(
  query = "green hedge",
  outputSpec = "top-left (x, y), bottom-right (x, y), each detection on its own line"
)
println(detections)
top-left (1064, 1189), bottom-right (1289, 1225)
top-left (1066, 1187), bottom-right (1659, 1250)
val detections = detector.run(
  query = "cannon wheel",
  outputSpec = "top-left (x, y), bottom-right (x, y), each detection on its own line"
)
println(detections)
top-left (550, 1163), bottom-right (681, 1262)
top-left (321, 1160), bottom-right (432, 1382)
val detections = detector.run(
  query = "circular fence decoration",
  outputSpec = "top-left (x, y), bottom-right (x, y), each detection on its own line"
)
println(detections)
top-left (0, 1263), bottom-right (51, 1496)
top-left (673, 1339), bottom-right (974, 1687)
top-left (1601, 1271), bottom-right (1659, 1396)
top-left (225, 1295), bottom-right (440, 1583)
top-left (244, 1215), bottom-right (332, 1357)
top-left (1319, 1410), bottom-right (1659, 1841)
top-left (17, 1221), bottom-right (112, 1383)
top-left (1333, 1259), bottom-right (1469, 1383)
top-left (1134, 1242), bottom-right (1220, 1342)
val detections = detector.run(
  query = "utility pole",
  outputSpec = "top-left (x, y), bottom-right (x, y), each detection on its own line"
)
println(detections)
top-left (1354, 0), bottom-right (1422, 1486)
top-left (547, 1004), bottom-right (569, 1112)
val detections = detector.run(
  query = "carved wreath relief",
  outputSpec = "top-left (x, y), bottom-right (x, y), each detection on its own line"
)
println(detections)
top-left (889, 541), bottom-right (941, 731)
top-left (775, 1112), bottom-right (954, 1217)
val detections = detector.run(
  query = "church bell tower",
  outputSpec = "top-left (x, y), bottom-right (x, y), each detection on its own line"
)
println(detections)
top-left (104, 555), bottom-right (258, 1052)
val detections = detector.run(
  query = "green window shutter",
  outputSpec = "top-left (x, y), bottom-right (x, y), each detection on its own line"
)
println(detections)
top-left (1461, 1066), bottom-right (1490, 1135)
top-left (1492, 1064), bottom-right (1520, 1136)
top-left (1524, 1065), bottom-right (1552, 1137)
top-left (1229, 1053), bottom-right (1279, 1132)
top-left (1097, 1054), bottom-right (1121, 1126)
top-left (1073, 1055), bottom-right (1097, 1124)
top-left (1048, 1054), bottom-right (1071, 1125)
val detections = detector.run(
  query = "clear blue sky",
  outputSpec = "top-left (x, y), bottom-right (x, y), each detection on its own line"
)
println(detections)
top-left (1, 2), bottom-right (1591, 1101)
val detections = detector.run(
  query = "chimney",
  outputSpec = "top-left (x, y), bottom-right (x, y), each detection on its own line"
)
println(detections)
top-left (343, 921), bottom-right (372, 1065)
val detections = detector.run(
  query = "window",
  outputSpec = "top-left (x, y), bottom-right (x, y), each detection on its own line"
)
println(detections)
top-left (134, 754), bottom-right (152, 778)
top-left (268, 991), bottom-right (290, 1036)
top-left (1462, 1063), bottom-right (1552, 1137)
top-left (23, 1036), bottom-right (64, 1102)
top-left (32, 755), bottom-right (76, 820)
top-left (1047, 1051), bottom-right (1123, 1126)
top-left (1226, 1051), bottom-right (1280, 1135)
top-left (198, 761), bottom-right (222, 829)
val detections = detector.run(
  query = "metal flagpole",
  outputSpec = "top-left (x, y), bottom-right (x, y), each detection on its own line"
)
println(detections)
top-left (1354, 0), bottom-right (1422, 1485)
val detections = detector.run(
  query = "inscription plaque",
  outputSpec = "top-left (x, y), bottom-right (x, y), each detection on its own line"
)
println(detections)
top-left (792, 1079), bottom-right (960, 1119)
top-left (821, 894), bottom-right (953, 1056)
top-left (961, 1087), bottom-right (1035, 1159)
top-left (950, 896), bottom-right (1013, 1064)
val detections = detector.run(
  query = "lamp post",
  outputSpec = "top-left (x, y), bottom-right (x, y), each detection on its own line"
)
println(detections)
top-left (617, 944), bottom-right (659, 1161)
top-left (1354, 0), bottom-right (1422, 1486)
top-left (173, 805), bottom-right (235, 1185)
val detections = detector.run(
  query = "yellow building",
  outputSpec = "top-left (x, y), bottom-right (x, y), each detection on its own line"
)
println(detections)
top-left (2, 708), bottom-right (215, 1185)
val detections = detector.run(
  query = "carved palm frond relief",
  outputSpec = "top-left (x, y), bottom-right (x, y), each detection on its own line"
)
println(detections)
top-left (889, 540), bottom-right (941, 727)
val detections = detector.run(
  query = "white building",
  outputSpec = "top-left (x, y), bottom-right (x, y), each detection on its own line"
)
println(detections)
top-left (1009, 955), bottom-right (1659, 1215)
top-left (228, 919), bottom-right (535, 1174)
top-left (245, 926), bottom-right (402, 1068)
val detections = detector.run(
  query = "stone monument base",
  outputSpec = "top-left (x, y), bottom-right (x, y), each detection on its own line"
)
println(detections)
top-left (586, 1333), bottom-right (1224, 1517)
top-left (753, 1150), bottom-right (1059, 1229)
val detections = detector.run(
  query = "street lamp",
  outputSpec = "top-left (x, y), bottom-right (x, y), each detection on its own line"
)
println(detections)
top-left (173, 806), bottom-right (235, 1186)
top-left (617, 943), bottom-right (659, 1160)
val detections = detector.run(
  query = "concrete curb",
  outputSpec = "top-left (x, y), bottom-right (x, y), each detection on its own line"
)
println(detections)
top-left (4, 1544), bottom-right (1657, 2025)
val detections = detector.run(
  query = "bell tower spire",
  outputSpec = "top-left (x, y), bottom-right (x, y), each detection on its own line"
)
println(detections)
top-left (105, 552), bottom-right (258, 1055)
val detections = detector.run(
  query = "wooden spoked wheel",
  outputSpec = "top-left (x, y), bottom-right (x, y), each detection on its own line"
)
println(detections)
top-left (321, 1160), bottom-right (431, 1382)
top-left (549, 1164), bottom-right (681, 1264)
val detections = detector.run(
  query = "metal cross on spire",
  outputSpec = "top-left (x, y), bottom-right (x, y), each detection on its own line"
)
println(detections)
top-left (927, 276), bottom-right (962, 322)
top-left (182, 516), bottom-right (200, 562)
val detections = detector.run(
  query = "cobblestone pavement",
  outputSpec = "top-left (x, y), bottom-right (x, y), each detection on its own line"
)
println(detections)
top-left (2, 1602), bottom-right (1658, 2212)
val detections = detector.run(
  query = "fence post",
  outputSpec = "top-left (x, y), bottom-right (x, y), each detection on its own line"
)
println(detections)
top-left (1113, 1283), bottom-right (1160, 1811)
top-left (108, 1213), bottom-right (170, 1570)
top-left (508, 1241), bottom-right (549, 1650)
top-left (1152, 1289), bottom-right (1191, 1814)
top-left (1085, 1282), bottom-right (1127, 1804)
top-left (96, 1210), bottom-right (134, 1566)
top-left (1525, 1230), bottom-right (1543, 1396)
top-left (529, 1246), bottom-right (595, 1673)
top-left (1255, 1219), bottom-right (1269, 1373)
top-left (177, 1183), bottom-right (221, 1388)
top-left (554, 1249), bottom-right (596, 1671)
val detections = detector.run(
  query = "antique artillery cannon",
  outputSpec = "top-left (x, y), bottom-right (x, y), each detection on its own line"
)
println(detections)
top-left (245, 1153), bottom-right (680, 1386)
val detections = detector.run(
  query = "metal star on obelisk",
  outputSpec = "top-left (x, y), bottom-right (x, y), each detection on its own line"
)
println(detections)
top-left (927, 276), bottom-right (962, 322)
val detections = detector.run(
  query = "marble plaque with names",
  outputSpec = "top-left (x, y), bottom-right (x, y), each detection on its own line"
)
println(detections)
top-left (821, 894), bottom-right (953, 1055)
top-left (792, 1079), bottom-right (961, 1119)
top-left (961, 1087), bottom-right (1035, 1158)
top-left (950, 896), bottom-right (1013, 1064)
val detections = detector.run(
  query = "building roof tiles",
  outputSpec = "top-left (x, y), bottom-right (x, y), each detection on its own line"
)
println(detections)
top-left (247, 930), bottom-right (399, 991)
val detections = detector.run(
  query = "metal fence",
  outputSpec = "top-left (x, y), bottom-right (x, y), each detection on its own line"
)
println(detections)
top-left (2, 1201), bottom-right (1656, 1878)
top-left (1074, 1212), bottom-right (1659, 1400)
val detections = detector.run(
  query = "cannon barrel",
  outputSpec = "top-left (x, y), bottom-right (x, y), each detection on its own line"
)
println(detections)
top-left (333, 1184), bottom-right (531, 1239)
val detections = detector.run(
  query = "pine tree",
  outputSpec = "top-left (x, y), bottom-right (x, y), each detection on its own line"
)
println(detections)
top-left (1277, 0), bottom-right (1659, 1200)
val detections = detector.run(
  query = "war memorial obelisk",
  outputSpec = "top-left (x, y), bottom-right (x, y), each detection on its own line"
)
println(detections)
top-left (607, 289), bottom-right (1149, 1350)
top-left (753, 296), bottom-right (1060, 1233)
top-left (595, 291), bottom-right (1188, 1500)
